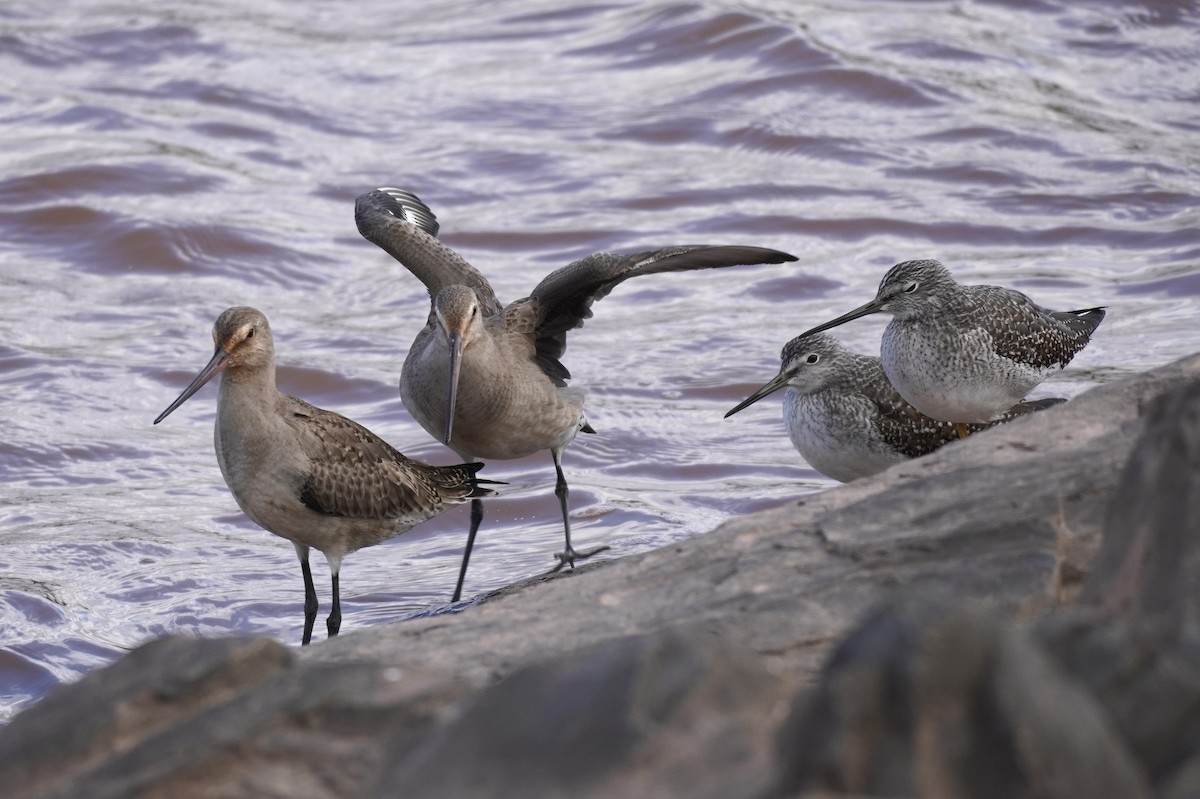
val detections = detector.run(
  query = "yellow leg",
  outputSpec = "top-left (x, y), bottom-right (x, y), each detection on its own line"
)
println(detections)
top-left (954, 422), bottom-right (969, 440)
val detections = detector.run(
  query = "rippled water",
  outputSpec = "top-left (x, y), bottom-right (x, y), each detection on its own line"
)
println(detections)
top-left (1, 0), bottom-right (1197, 723)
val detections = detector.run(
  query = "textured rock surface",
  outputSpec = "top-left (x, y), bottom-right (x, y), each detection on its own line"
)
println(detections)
top-left (770, 597), bottom-right (1152, 799)
top-left (1036, 375), bottom-right (1200, 797)
top-left (377, 627), bottom-right (790, 799)
top-left (1, 636), bottom-right (469, 799)
top-left (2, 352), bottom-right (1198, 799)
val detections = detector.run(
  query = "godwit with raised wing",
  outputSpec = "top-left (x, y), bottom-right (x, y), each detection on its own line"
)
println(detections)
top-left (355, 187), bottom-right (797, 600)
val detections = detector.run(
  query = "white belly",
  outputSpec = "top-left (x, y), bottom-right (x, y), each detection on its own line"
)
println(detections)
top-left (784, 390), bottom-right (907, 483)
top-left (882, 321), bottom-right (1051, 423)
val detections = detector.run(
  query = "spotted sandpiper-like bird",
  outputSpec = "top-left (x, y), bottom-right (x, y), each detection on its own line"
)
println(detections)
top-left (154, 306), bottom-right (498, 645)
top-left (725, 332), bottom-right (1065, 482)
top-left (797, 259), bottom-right (1104, 438)
top-left (355, 186), bottom-right (797, 601)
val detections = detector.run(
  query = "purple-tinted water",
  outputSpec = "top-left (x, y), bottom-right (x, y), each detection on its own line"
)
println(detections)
top-left (1, 0), bottom-right (1197, 723)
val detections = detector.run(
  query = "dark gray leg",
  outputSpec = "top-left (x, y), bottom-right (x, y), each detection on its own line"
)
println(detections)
top-left (451, 498), bottom-right (484, 603)
top-left (297, 546), bottom-right (318, 646)
top-left (549, 447), bottom-right (609, 573)
top-left (327, 571), bottom-right (341, 638)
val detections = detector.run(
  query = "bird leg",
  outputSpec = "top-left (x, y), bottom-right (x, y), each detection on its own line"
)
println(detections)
top-left (451, 497), bottom-right (484, 603)
top-left (548, 544), bottom-right (611, 574)
top-left (548, 448), bottom-right (610, 574)
top-left (296, 544), bottom-right (318, 647)
top-left (954, 422), bottom-right (969, 440)
top-left (327, 571), bottom-right (341, 639)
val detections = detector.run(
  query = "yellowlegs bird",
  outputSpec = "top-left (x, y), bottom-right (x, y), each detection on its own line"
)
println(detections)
top-left (724, 332), bottom-right (1065, 482)
top-left (798, 259), bottom-right (1104, 437)
top-left (153, 306), bottom-right (497, 645)
top-left (355, 186), bottom-right (797, 600)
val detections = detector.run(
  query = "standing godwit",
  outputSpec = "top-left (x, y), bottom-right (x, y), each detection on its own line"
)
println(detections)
top-left (355, 187), bottom-right (797, 600)
top-left (154, 306), bottom-right (497, 644)
top-left (796, 260), bottom-right (1104, 438)
top-left (724, 332), bottom-right (1065, 482)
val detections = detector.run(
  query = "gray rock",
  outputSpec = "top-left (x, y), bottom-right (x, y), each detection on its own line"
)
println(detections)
top-left (1035, 375), bottom-right (1200, 793)
top-left (0, 636), bottom-right (468, 799)
top-left (376, 627), bottom-right (787, 799)
top-left (305, 354), bottom-right (1199, 690)
top-left (1, 352), bottom-right (1198, 799)
top-left (769, 595), bottom-right (1151, 799)
top-left (1080, 375), bottom-right (1200, 626)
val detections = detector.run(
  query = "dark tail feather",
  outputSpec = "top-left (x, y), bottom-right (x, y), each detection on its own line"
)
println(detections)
top-left (454, 461), bottom-right (505, 499)
top-left (1016, 396), bottom-right (1068, 412)
top-left (1001, 396), bottom-right (1068, 420)
top-left (1062, 306), bottom-right (1106, 336)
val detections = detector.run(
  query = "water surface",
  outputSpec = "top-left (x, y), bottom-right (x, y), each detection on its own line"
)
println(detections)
top-left (1, 0), bottom-right (1198, 723)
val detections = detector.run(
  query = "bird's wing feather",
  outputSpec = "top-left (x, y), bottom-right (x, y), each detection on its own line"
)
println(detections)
top-left (355, 187), bottom-right (502, 316)
top-left (856, 363), bottom-right (962, 458)
top-left (1000, 396), bottom-right (1068, 417)
top-left (286, 397), bottom-right (483, 519)
top-left (965, 288), bottom-right (1103, 370)
top-left (525, 245), bottom-right (797, 385)
top-left (1051, 307), bottom-right (1106, 337)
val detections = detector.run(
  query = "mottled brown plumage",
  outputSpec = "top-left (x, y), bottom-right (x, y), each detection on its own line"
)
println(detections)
top-left (355, 186), bottom-right (798, 600)
top-left (154, 306), bottom-right (495, 645)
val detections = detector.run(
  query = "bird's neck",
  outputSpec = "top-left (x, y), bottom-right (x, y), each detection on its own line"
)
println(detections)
top-left (214, 362), bottom-right (282, 489)
top-left (217, 362), bottom-right (279, 421)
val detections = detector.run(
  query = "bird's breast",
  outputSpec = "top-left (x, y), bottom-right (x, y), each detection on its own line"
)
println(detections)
top-left (881, 321), bottom-right (1045, 422)
top-left (401, 332), bottom-right (584, 460)
top-left (785, 389), bottom-right (903, 482)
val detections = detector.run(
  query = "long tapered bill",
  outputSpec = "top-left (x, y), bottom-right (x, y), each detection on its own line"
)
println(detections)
top-left (153, 347), bottom-right (229, 424)
top-left (443, 331), bottom-right (463, 444)
top-left (797, 296), bottom-right (886, 339)
top-left (725, 369), bottom-right (794, 418)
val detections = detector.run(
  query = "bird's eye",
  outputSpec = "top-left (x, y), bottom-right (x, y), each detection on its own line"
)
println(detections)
top-left (903, 282), bottom-right (919, 294)
top-left (246, 328), bottom-right (256, 339)
top-left (805, 353), bottom-right (820, 364)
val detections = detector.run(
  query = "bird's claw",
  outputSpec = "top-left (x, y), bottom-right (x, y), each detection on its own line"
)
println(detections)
top-left (546, 544), bottom-right (612, 574)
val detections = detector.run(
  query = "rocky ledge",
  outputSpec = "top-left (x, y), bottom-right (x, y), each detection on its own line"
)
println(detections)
top-left (4, 353), bottom-right (1200, 799)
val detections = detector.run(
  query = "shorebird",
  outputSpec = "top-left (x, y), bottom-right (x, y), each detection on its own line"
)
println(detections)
top-left (355, 186), bottom-right (797, 600)
top-left (724, 332), bottom-right (1065, 482)
top-left (797, 259), bottom-right (1105, 438)
top-left (153, 306), bottom-right (497, 645)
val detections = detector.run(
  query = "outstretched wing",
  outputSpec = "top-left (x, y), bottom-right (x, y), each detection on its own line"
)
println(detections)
top-left (525, 245), bottom-right (797, 385)
top-left (354, 187), bottom-right (502, 316)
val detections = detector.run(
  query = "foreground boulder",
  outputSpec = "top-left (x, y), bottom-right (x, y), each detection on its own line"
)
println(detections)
top-left (2, 352), bottom-right (1198, 798)
top-left (772, 367), bottom-right (1200, 798)
top-left (1037, 375), bottom-right (1200, 798)
top-left (378, 628), bottom-right (788, 798)
top-left (770, 596), bottom-right (1151, 798)
top-left (1, 635), bottom-right (469, 799)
